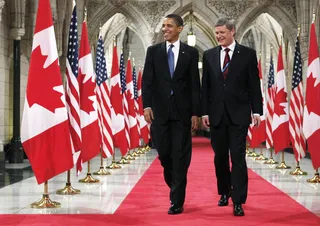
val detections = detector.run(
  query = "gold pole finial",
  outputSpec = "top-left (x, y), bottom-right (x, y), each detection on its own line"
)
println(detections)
top-left (297, 26), bottom-right (301, 37)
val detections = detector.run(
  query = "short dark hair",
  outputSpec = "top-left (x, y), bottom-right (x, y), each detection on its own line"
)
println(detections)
top-left (165, 14), bottom-right (184, 27)
top-left (215, 17), bottom-right (236, 31)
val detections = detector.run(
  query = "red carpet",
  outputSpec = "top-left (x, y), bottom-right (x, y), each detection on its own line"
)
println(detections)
top-left (1, 137), bottom-right (319, 225)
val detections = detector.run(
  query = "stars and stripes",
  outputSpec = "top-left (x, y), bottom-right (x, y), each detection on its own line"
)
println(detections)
top-left (289, 36), bottom-right (306, 162)
top-left (95, 33), bottom-right (113, 158)
top-left (120, 51), bottom-right (130, 153)
top-left (65, 0), bottom-right (81, 167)
top-left (266, 54), bottom-right (275, 149)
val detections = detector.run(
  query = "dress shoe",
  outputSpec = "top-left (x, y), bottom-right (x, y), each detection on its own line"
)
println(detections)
top-left (218, 193), bottom-right (230, 206)
top-left (233, 204), bottom-right (245, 216)
top-left (168, 204), bottom-right (184, 215)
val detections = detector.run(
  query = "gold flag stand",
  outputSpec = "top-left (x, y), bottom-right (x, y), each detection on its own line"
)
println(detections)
top-left (265, 148), bottom-right (278, 164)
top-left (79, 161), bottom-right (100, 183)
top-left (56, 170), bottom-right (81, 195)
top-left (248, 148), bottom-right (259, 157)
top-left (106, 152), bottom-right (122, 169)
top-left (246, 143), bottom-right (252, 155)
top-left (93, 150), bottom-right (111, 175)
top-left (307, 169), bottom-right (320, 183)
top-left (131, 148), bottom-right (140, 157)
top-left (117, 155), bottom-right (130, 164)
top-left (289, 161), bottom-right (307, 175)
top-left (255, 144), bottom-right (268, 161)
top-left (31, 181), bottom-right (61, 208)
top-left (125, 150), bottom-right (135, 161)
top-left (276, 151), bottom-right (291, 169)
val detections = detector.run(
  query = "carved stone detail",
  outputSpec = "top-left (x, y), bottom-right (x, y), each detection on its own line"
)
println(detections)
top-left (9, 0), bottom-right (26, 40)
top-left (87, 0), bottom-right (106, 18)
top-left (109, 0), bottom-right (128, 8)
top-left (207, 0), bottom-right (257, 20)
top-left (0, 0), bottom-right (4, 22)
top-left (277, 0), bottom-right (297, 21)
top-left (131, 1), bottom-right (176, 30)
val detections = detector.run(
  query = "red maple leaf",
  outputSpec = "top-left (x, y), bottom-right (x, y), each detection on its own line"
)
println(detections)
top-left (111, 84), bottom-right (123, 116)
top-left (306, 73), bottom-right (320, 115)
top-left (27, 46), bottom-right (65, 113)
top-left (79, 70), bottom-right (96, 114)
top-left (274, 88), bottom-right (287, 116)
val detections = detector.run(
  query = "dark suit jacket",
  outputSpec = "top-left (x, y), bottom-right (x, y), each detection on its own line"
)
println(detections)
top-left (201, 42), bottom-right (263, 126)
top-left (142, 41), bottom-right (201, 124)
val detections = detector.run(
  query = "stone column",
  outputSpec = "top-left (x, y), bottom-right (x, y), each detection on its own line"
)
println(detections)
top-left (8, 0), bottom-right (26, 163)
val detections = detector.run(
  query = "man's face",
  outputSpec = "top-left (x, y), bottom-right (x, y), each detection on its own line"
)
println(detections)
top-left (215, 25), bottom-right (235, 47)
top-left (162, 18), bottom-right (183, 43)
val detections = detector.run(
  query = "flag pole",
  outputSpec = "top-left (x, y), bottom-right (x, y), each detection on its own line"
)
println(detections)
top-left (106, 148), bottom-right (122, 169)
top-left (276, 150), bottom-right (291, 169)
top-left (255, 143), bottom-right (268, 161)
top-left (79, 160), bottom-right (100, 183)
top-left (93, 148), bottom-right (112, 175)
top-left (264, 148), bottom-right (278, 164)
top-left (56, 170), bottom-right (81, 195)
top-left (31, 181), bottom-right (61, 208)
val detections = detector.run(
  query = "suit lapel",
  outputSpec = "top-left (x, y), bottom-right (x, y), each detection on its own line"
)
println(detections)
top-left (208, 47), bottom-right (222, 82)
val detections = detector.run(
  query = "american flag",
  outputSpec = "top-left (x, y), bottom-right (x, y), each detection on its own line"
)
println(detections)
top-left (266, 54), bottom-right (275, 149)
top-left (95, 33), bottom-right (113, 158)
top-left (65, 1), bottom-right (81, 167)
top-left (289, 36), bottom-right (306, 162)
top-left (132, 63), bottom-right (140, 135)
top-left (120, 52), bottom-right (130, 153)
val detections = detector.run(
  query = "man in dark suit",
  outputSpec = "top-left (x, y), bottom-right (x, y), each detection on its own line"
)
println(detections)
top-left (201, 17), bottom-right (262, 216)
top-left (142, 14), bottom-right (201, 215)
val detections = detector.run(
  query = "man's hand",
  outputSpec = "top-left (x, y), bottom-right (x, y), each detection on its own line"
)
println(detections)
top-left (191, 116), bottom-right (199, 131)
top-left (253, 115), bottom-right (261, 128)
top-left (202, 116), bottom-right (210, 129)
top-left (144, 108), bottom-right (154, 123)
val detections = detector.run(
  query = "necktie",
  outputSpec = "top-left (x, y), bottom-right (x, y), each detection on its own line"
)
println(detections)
top-left (168, 44), bottom-right (174, 78)
top-left (222, 48), bottom-right (230, 80)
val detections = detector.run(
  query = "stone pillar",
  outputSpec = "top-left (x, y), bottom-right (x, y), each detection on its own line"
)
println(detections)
top-left (0, 0), bottom-right (5, 168)
top-left (8, 0), bottom-right (26, 163)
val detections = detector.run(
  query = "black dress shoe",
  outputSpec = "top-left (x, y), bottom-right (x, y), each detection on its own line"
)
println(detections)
top-left (218, 193), bottom-right (230, 206)
top-left (233, 204), bottom-right (245, 216)
top-left (168, 204), bottom-right (184, 215)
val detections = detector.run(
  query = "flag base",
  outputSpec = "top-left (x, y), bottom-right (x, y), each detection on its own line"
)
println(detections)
top-left (106, 160), bottom-right (122, 169)
top-left (31, 194), bottom-right (61, 208)
top-left (247, 151), bottom-right (259, 157)
top-left (136, 148), bottom-right (145, 155)
top-left (93, 167), bottom-right (111, 175)
top-left (78, 173), bottom-right (100, 183)
top-left (264, 157), bottom-right (278, 164)
top-left (255, 154), bottom-right (268, 161)
top-left (307, 172), bottom-right (320, 183)
top-left (289, 166), bottom-right (307, 175)
top-left (125, 153), bottom-right (135, 161)
top-left (276, 161), bottom-right (291, 169)
top-left (117, 157), bottom-right (130, 164)
top-left (56, 183), bottom-right (81, 195)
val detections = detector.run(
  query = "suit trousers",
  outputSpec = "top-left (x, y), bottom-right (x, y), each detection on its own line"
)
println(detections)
top-left (210, 106), bottom-right (249, 204)
top-left (154, 95), bottom-right (192, 206)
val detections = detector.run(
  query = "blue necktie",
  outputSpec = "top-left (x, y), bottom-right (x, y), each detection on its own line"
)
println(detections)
top-left (168, 44), bottom-right (174, 78)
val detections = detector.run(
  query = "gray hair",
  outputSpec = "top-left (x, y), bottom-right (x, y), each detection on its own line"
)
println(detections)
top-left (215, 17), bottom-right (236, 31)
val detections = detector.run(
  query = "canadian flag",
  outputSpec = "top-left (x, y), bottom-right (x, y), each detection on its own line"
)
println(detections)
top-left (137, 67), bottom-right (150, 144)
top-left (248, 58), bottom-right (266, 148)
top-left (77, 20), bottom-right (101, 172)
top-left (303, 21), bottom-right (320, 169)
top-left (125, 57), bottom-right (140, 149)
top-left (272, 45), bottom-right (290, 153)
top-left (21, 0), bottom-right (73, 184)
top-left (110, 44), bottom-right (128, 156)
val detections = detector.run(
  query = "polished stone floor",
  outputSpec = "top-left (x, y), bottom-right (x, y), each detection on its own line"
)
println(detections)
top-left (0, 142), bottom-right (319, 216)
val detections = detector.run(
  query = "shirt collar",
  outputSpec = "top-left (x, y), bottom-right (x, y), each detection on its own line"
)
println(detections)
top-left (221, 41), bottom-right (236, 52)
top-left (166, 39), bottom-right (180, 49)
